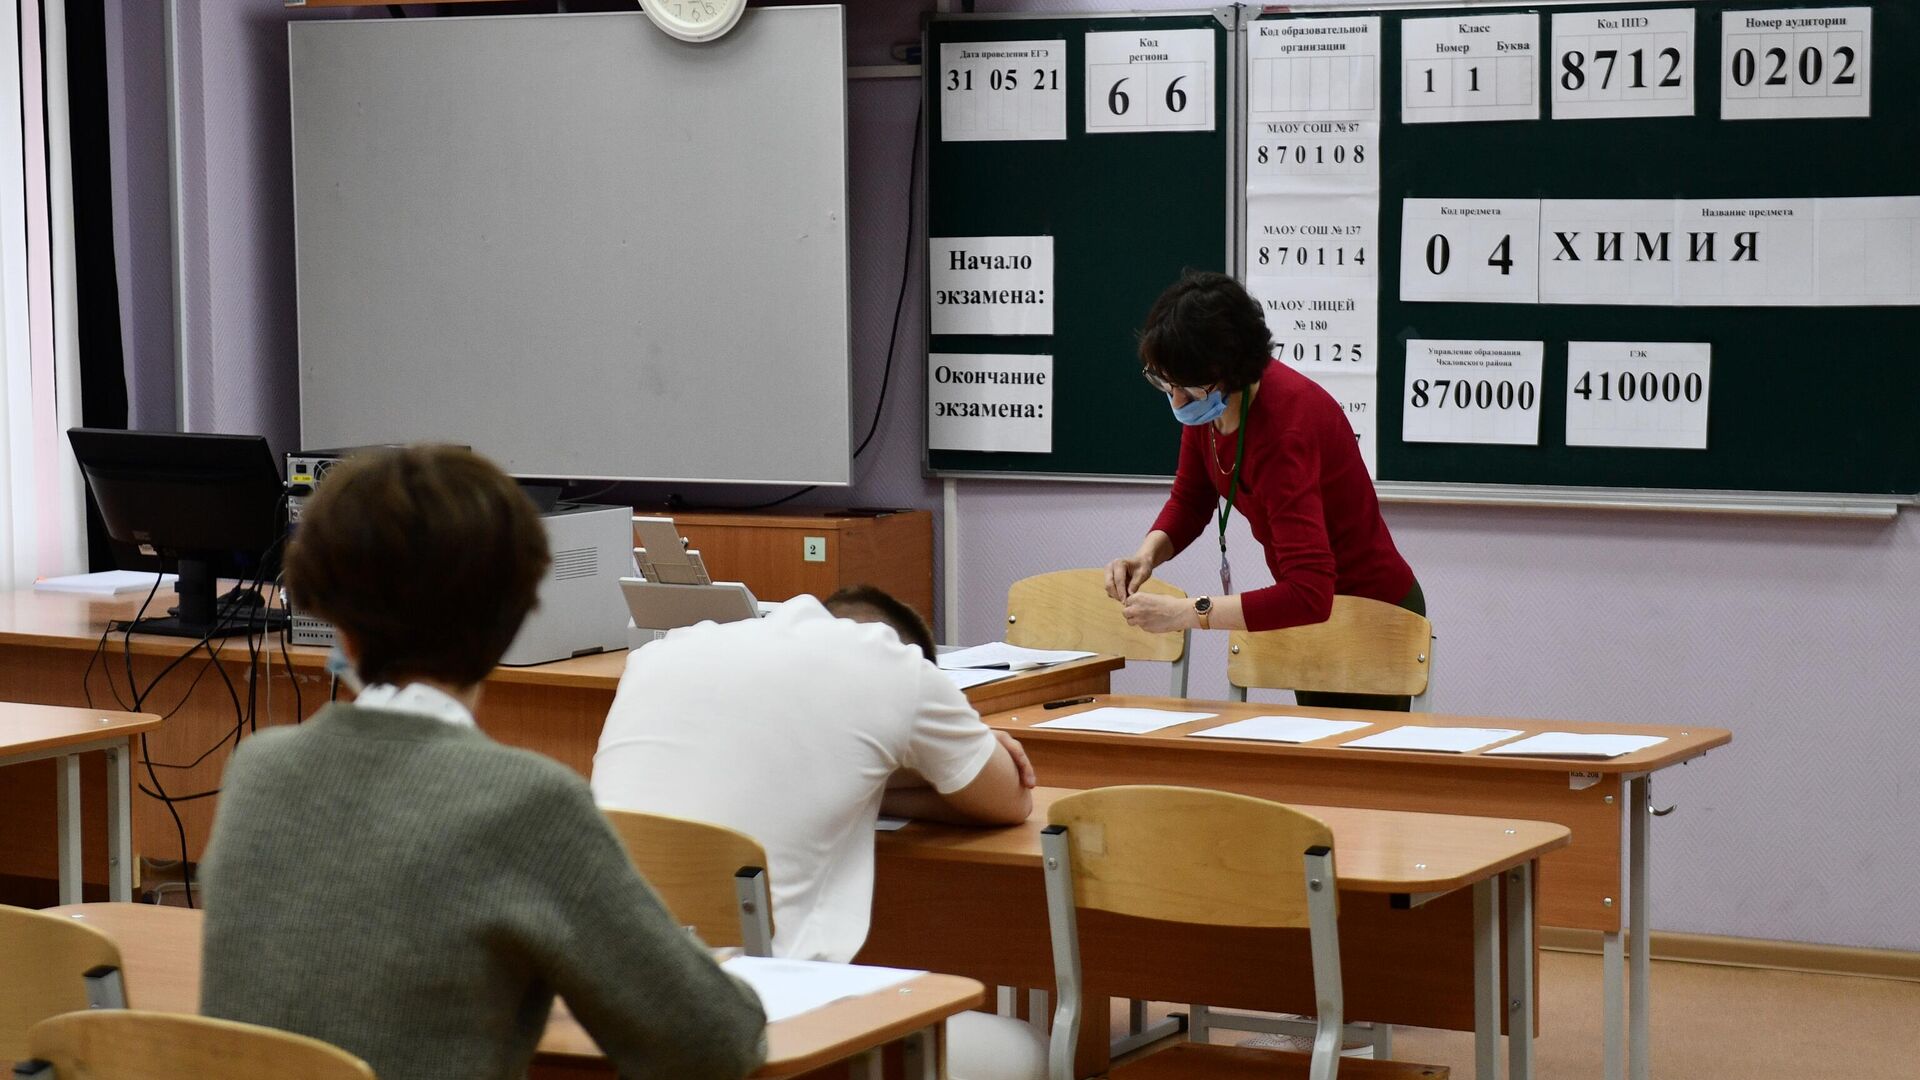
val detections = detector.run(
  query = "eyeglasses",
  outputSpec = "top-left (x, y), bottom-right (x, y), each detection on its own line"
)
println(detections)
top-left (1141, 369), bottom-right (1213, 398)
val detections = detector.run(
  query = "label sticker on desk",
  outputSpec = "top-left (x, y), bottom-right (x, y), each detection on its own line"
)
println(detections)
top-left (1565, 342), bottom-right (1710, 450)
top-left (1401, 12), bottom-right (1541, 124)
top-left (1720, 7), bottom-right (1871, 121)
top-left (1084, 28), bottom-right (1214, 134)
top-left (939, 39), bottom-right (1068, 142)
top-left (928, 353), bottom-right (1052, 454)
top-left (1399, 199), bottom-right (1540, 304)
top-left (1402, 339), bottom-right (1542, 446)
top-left (928, 235), bottom-right (1053, 336)
top-left (1552, 8), bottom-right (1697, 120)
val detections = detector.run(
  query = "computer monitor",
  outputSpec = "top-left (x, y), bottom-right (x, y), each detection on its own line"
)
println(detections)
top-left (67, 429), bottom-right (289, 639)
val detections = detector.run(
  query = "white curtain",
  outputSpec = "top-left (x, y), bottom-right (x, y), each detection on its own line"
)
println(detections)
top-left (1, 0), bottom-right (87, 591)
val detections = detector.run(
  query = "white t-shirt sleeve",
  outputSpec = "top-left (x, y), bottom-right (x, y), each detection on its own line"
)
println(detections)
top-left (900, 660), bottom-right (1000, 796)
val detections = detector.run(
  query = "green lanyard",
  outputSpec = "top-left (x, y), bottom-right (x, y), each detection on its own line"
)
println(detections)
top-left (1215, 389), bottom-right (1251, 592)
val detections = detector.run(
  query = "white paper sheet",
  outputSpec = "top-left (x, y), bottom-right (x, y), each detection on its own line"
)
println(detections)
top-left (1306, 369), bottom-right (1379, 477)
top-left (1551, 8), bottom-right (1696, 120)
top-left (1401, 12), bottom-right (1541, 124)
top-left (1032, 706), bottom-right (1217, 735)
top-left (938, 40), bottom-right (1068, 142)
top-left (1248, 195), bottom-right (1377, 281)
top-left (33, 570), bottom-right (178, 596)
top-left (1188, 715), bottom-right (1372, 744)
top-left (926, 353), bottom-right (1053, 454)
top-left (1565, 342), bottom-right (1711, 450)
top-left (1399, 198), bottom-right (1540, 304)
top-left (942, 667), bottom-right (1018, 692)
top-left (928, 236), bottom-right (1054, 336)
top-left (1720, 8), bottom-right (1871, 121)
top-left (1248, 16), bottom-right (1382, 124)
top-left (874, 816), bottom-right (911, 832)
top-left (1814, 197), bottom-right (1920, 306)
top-left (1671, 199), bottom-right (1816, 307)
top-left (721, 957), bottom-right (924, 1023)
top-left (1401, 340), bottom-right (1542, 446)
top-left (1538, 199), bottom-right (1681, 305)
top-left (1482, 732), bottom-right (1670, 759)
top-left (936, 642), bottom-right (1095, 671)
top-left (1248, 278), bottom-right (1377, 375)
top-left (1343, 725), bottom-right (1525, 753)
top-left (1084, 28), bottom-right (1215, 134)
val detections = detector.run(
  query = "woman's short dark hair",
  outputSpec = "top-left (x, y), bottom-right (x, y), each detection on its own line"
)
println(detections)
top-left (824, 585), bottom-right (936, 663)
top-left (284, 445), bottom-right (550, 687)
top-left (1138, 271), bottom-right (1273, 391)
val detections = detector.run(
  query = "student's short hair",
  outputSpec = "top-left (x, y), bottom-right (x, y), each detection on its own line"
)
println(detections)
top-left (1137, 271), bottom-right (1273, 392)
top-left (825, 585), bottom-right (936, 663)
top-left (284, 445), bottom-right (550, 687)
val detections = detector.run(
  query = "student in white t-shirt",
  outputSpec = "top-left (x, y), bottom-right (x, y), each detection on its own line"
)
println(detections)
top-left (592, 585), bottom-right (1044, 1080)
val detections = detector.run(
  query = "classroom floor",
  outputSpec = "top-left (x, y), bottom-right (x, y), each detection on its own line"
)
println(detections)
top-left (1111, 952), bottom-right (1920, 1079)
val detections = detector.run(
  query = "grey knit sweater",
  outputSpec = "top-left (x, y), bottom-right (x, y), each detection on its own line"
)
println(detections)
top-left (200, 704), bottom-right (767, 1080)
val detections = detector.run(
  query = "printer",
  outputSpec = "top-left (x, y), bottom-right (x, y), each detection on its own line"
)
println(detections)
top-left (498, 502), bottom-right (633, 666)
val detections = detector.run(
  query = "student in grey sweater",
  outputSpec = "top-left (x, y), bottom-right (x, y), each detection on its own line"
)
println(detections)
top-left (199, 445), bottom-right (766, 1080)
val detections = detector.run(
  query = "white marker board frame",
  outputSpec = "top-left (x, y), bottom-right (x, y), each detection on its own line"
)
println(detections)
top-left (291, 8), bottom-right (853, 485)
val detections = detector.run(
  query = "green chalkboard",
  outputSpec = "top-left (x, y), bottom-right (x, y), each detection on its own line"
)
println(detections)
top-left (924, 11), bottom-right (1232, 479)
top-left (926, 2), bottom-right (1919, 506)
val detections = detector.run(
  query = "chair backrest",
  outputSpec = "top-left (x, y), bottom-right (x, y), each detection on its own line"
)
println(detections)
top-left (1039, 786), bottom-right (1344, 1080)
top-left (1005, 569), bottom-right (1190, 695)
top-left (1228, 595), bottom-right (1433, 704)
top-left (0, 905), bottom-right (125, 1062)
top-left (602, 808), bottom-right (775, 955)
top-left (17, 1011), bottom-right (374, 1080)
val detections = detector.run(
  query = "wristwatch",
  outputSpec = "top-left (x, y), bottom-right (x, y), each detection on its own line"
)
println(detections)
top-left (1194, 595), bottom-right (1213, 630)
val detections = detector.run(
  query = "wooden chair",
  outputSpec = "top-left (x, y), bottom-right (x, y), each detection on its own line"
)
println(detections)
top-left (1039, 786), bottom-right (1449, 1080)
top-left (602, 808), bottom-right (775, 955)
top-left (1006, 569), bottom-right (1191, 696)
top-left (1227, 596), bottom-right (1434, 711)
top-left (0, 905), bottom-right (127, 1063)
top-left (14, 1011), bottom-right (373, 1079)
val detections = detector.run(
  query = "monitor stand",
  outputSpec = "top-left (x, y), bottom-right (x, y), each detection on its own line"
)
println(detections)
top-left (112, 559), bottom-right (289, 639)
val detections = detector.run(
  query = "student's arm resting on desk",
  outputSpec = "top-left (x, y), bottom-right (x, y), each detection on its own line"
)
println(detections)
top-left (514, 769), bottom-right (767, 1079)
top-left (880, 665), bottom-right (1035, 826)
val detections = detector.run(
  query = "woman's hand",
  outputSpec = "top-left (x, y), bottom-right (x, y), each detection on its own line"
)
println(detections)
top-left (1104, 554), bottom-right (1154, 601)
top-left (1121, 591), bottom-right (1196, 634)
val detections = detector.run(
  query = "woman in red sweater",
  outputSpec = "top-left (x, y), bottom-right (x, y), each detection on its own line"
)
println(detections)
top-left (1104, 272), bottom-right (1424, 710)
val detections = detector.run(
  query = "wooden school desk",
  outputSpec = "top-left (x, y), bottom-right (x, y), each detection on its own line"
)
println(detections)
top-left (982, 697), bottom-right (1731, 1080)
top-left (858, 786), bottom-right (1570, 1080)
top-left (0, 704), bottom-right (157, 904)
top-left (0, 586), bottom-right (1120, 883)
top-left (44, 903), bottom-right (986, 1080)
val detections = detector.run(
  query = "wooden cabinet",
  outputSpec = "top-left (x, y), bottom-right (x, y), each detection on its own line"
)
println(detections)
top-left (648, 508), bottom-right (936, 624)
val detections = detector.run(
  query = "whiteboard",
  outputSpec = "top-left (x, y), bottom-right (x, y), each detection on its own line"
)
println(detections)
top-left (290, 8), bottom-right (851, 484)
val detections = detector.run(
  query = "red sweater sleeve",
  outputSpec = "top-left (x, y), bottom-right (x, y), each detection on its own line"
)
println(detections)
top-left (1238, 428), bottom-right (1337, 632)
top-left (1148, 428), bottom-right (1217, 557)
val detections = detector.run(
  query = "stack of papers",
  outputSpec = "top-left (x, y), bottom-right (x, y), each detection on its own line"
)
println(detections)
top-left (942, 668), bottom-right (1017, 692)
top-left (1032, 706), bottom-right (1216, 735)
top-left (1481, 732), bottom-right (1669, 759)
top-left (720, 956), bottom-right (923, 1022)
top-left (1188, 715), bottom-right (1372, 745)
top-left (33, 570), bottom-right (177, 596)
top-left (937, 642), bottom-right (1095, 671)
top-left (1342, 726), bottom-right (1525, 753)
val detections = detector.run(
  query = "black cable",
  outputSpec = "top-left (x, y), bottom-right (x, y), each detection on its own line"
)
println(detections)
top-left (852, 101), bottom-right (923, 461)
top-left (275, 575), bottom-right (304, 723)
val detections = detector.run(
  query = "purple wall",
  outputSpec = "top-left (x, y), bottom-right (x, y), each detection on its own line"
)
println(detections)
top-left (104, 0), bottom-right (1920, 952)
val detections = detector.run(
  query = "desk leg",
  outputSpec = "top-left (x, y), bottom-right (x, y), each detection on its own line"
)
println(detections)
top-left (1629, 776), bottom-right (1651, 1080)
top-left (849, 1049), bottom-right (883, 1080)
top-left (1506, 861), bottom-right (1535, 1080)
top-left (1603, 930), bottom-right (1624, 1080)
top-left (106, 742), bottom-right (133, 902)
top-left (1473, 876), bottom-right (1499, 1080)
top-left (903, 1026), bottom-right (940, 1080)
top-left (56, 753), bottom-right (82, 905)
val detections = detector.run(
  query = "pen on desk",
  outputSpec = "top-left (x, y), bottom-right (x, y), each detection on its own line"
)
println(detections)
top-left (1043, 697), bottom-right (1094, 709)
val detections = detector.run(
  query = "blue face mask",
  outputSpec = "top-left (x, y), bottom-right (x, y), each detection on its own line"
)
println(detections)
top-left (326, 644), bottom-right (365, 694)
top-left (1168, 390), bottom-right (1229, 426)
